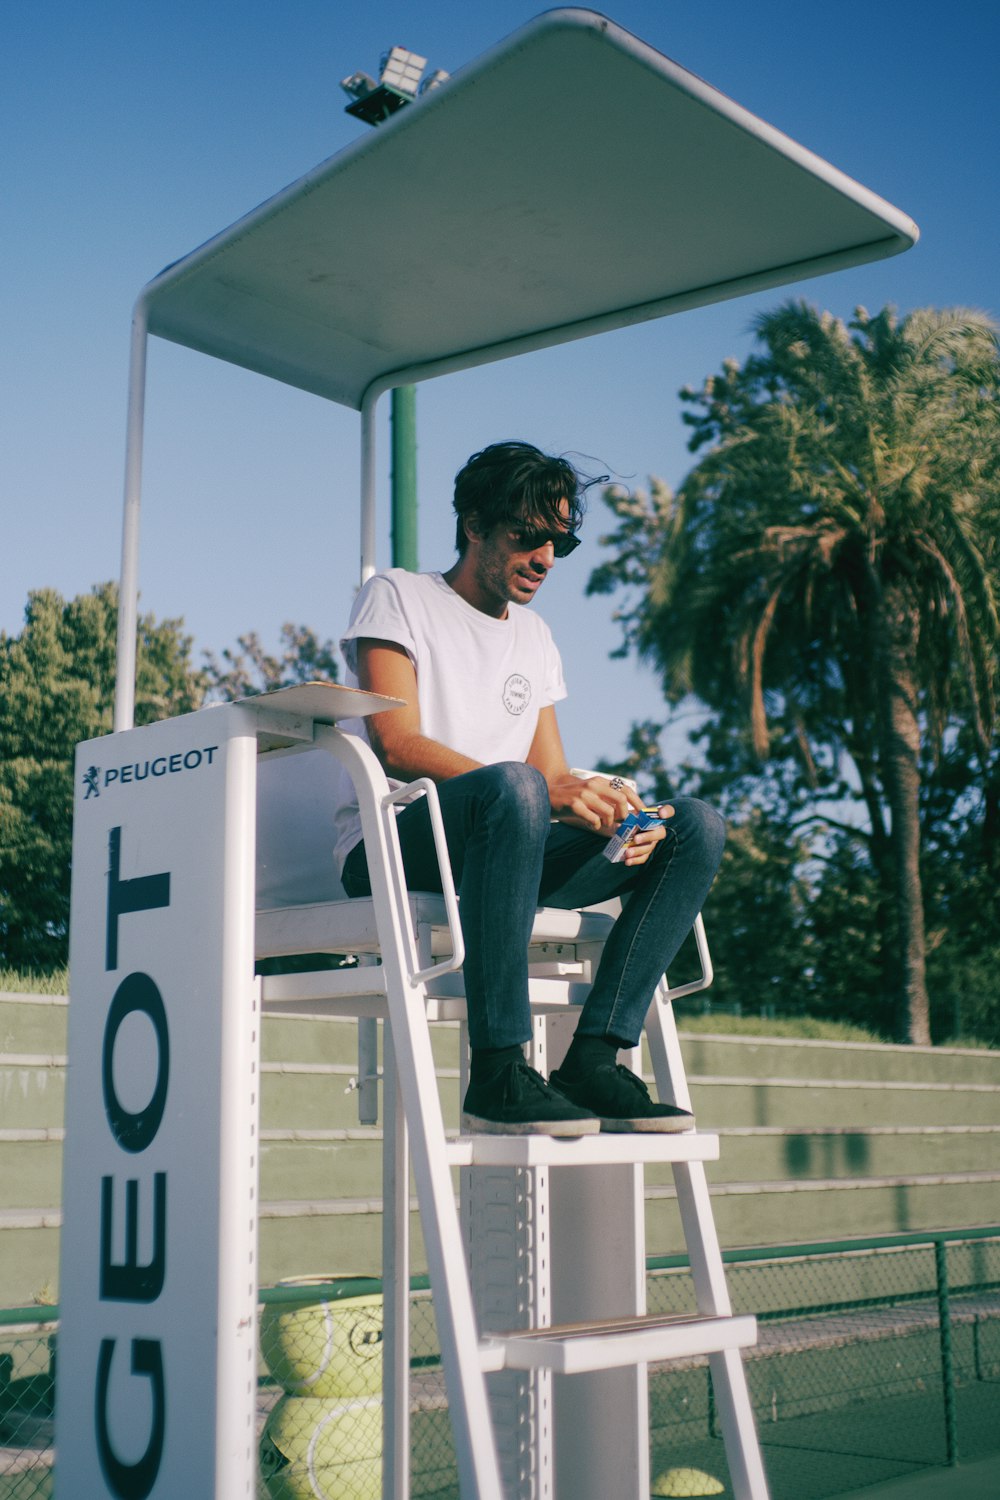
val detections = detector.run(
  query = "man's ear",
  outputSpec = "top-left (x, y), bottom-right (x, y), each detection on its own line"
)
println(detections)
top-left (463, 514), bottom-right (484, 546)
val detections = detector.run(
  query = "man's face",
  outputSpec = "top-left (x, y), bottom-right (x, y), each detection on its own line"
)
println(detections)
top-left (472, 501), bottom-right (575, 610)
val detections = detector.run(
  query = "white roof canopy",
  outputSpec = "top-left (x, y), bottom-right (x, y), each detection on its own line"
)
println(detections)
top-left (140, 8), bottom-right (917, 410)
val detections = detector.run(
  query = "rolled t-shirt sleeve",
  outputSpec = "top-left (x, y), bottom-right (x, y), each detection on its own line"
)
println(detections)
top-left (340, 574), bottom-right (418, 677)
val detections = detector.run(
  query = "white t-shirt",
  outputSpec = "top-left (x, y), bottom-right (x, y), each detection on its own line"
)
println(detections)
top-left (331, 569), bottom-right (567, 872)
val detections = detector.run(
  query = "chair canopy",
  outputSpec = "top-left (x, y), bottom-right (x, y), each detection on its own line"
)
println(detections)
top-left (138, 8), bottom-right (917, 410)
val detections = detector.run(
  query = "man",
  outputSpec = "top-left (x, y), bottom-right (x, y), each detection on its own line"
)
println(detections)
top-left (333, 441), bottom-right (725, 1136)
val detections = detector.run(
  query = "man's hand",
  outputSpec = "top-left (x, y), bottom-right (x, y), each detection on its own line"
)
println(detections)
top-left (619, 803), bottom-right (675, 867)
top-left (548, 772), bottom-right (641, 832)
top-left (526, 707), bottom-right (675, 858)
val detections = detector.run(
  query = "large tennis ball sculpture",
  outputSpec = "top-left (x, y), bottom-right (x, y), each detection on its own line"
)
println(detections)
top-left (260, 1276), bottom-right (383, 1397)
top-left (260, 1395), bottom-right (381, 1500)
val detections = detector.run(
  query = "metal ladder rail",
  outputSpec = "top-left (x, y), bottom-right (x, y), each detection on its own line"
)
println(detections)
top-left (315, 724), bottom-right (505, 1500)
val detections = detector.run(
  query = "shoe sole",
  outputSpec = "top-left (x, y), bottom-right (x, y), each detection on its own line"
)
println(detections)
top-left (597, 1114), bottom-right (695, 1133)
top-left (461, 1111), bottom-right (601, 1137)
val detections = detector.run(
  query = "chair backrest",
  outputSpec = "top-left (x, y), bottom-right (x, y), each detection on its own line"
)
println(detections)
top-left (256, 745), bottom-right (348, 907)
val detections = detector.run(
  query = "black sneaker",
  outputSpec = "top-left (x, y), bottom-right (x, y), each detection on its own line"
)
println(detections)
top-left (462, 1060), bottom-right (600, 1137)
top-left (548, 1062), bottom-right (694, 1133)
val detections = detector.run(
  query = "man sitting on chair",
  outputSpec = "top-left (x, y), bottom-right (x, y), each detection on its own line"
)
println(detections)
top-left (333, 441), bottom-right (725, 1136)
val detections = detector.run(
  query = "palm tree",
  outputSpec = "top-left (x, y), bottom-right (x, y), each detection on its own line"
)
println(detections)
top-left (591, 304), bottom-right (1000, 1043)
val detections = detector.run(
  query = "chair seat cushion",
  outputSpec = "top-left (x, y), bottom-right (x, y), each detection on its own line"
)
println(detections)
top-left (255, 896), bottom-right (614, 961)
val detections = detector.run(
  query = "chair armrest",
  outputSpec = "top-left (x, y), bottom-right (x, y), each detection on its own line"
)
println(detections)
top-left (382, 777), bottom-right (465, 984)
top-left (661, 912), bottom-right (713, 999)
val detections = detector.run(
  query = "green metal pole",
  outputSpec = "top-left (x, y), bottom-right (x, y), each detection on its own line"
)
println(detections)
top-left (391, 385), bottom-right (418, 571)
top-left (935, 1239), bottom-right (959, 1466)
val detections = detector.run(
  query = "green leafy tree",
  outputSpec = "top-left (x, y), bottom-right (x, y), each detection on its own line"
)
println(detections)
top-left (204, 624), bottom-right (338, 700)
top-left (591, 304), bottom-right (1000, 1042)
top-left (801, 833), bottom-right (896, 1036)
top-left (0, 585), bottom-right (206, 970)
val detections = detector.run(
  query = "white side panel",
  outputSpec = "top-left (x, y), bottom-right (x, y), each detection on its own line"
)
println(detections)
top-left (56, 706), bottom-right (259, 1500)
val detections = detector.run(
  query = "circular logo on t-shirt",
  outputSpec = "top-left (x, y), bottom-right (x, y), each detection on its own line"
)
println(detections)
top-left (502, 673), bottom-right (532, 716)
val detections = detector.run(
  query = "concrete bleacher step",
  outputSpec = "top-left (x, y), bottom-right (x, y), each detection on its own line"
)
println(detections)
top-left (686, 1073), bottom-right (1000, 1128)
top-left (262, 1010), bottom-right (460, 1069)
top-left (0, 1211), bottom-right (61, 1308)
top-left (646, 1170), bottom-right (1000, 1251)
top-left (0, 994), bottom-right (67, 1055)
top-left (259, 1062), bottom-right (452, 1132)
top-left (671, 1032), bottom-right (1000, 1086)
top-left (645, 1125), bottom-right (1000, 1188)
top-left (257, 1058), bottom-right (1000, 1134)
top-left (0, 1055), bottom-right (66, 1131)
top-left (259, 1131), bottom-right (382, 1202)
top-left (0, 1133), bottom-right (63, 1209)
top-left (20, 1046), bottom-right (999, 1139)
top-left (257, 1200), bottom-right (427, 1288)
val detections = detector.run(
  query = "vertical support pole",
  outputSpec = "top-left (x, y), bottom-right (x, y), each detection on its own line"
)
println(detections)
top-left (382, 1026), bottom-right (411, 1500)
top-left (360, 390), bottom-right (380, 584)
top-left (540, 1015), bottom-right (646, 1500)
top-left (113, 300), bottom-right (150, 733)
top-left (390, 386), bottom-right (418, 571)
top-left (357, 1003), bottom-right (379, 1125)
top-left (935, 1239), bottom-right (959, 1466)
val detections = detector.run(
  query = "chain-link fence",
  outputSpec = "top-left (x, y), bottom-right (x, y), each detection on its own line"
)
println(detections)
top-left (4, 1230), bottom-right (999, 1499)
top-left (0, 1308), bottom-right (55, 1499)
top-left (645, 1229), bottom-right (1000, 1499)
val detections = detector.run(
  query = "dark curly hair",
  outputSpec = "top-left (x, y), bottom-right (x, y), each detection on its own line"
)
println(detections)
top-left (453, 441), bottom-right (597, 554)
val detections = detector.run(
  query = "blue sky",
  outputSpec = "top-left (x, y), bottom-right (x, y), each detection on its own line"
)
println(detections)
top-left (4, 0), bottom-right (998, 771)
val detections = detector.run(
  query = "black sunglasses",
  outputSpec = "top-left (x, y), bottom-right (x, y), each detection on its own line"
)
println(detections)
top-left (510, 526), bottom-right (581, 558)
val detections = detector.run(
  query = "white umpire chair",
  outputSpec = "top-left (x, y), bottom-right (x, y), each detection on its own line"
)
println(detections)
top-left (74, 16), bottom-right (916, 1496)
top-left (253, 704), bottom-right (768, 1500)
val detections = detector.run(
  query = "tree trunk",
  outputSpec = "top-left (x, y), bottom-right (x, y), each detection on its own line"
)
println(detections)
top-left (876, 585), bottom-right (931, 1044)
top-left (845, 720), bottom-right (898, 1034)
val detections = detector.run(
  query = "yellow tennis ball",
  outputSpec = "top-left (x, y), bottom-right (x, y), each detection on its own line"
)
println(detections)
top-left (651, 1468), bottom-right (725, 1497)
top-left (260, 1395), bottom-right (382, 1500)
top-left (260, 1276), bottom-right (382, 1397)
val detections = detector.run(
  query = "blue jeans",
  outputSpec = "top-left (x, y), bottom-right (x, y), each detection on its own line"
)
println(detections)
top-left (341, 762), bottom-right (725, 1052)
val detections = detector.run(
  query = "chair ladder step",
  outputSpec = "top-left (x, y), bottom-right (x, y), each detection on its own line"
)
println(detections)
top-left (447, 1130), bottom-right (719, 1167)
top-left (479, 1311), bottom-right (757, 1375)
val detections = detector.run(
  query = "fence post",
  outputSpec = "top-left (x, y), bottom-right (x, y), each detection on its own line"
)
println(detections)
top-left (973, 1318), bottom-right (984, 1383)
top-left (934, 1239), bottom-right (959, 1466)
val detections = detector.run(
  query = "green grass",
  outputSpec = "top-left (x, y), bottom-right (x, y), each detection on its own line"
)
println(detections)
top-left (675, 1012), bottom-right (885, 1044)
top-left (0, 969), bottom-right (68, 997)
